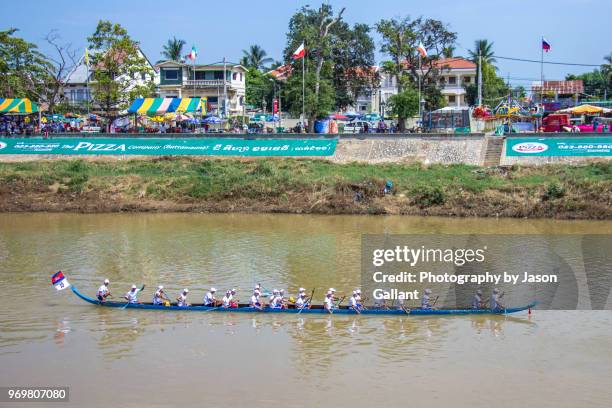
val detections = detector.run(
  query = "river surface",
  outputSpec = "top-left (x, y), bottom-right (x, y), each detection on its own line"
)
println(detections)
top-left (0, 213), bottom-right (611, 408)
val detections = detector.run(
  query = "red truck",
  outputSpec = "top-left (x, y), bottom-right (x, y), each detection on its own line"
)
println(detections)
top-left (542, 114), bottom-right (570, 132)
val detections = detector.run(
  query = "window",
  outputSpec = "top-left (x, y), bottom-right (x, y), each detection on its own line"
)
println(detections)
top-left (232, 72), bottom-right (237, 80)
top-left (214, 71), bottom-right (224, 80)
top-left (195, 71), bottom-right (206, 80)
top-left (448, 76), bottom-right (456, 85)
top-left (448, 95), bottom-right (456, 103)
top-left (240, 73), bottom-right (243, 81)
top-left (141, 72), bottom-right (146, 81)
top-left (164, 69), bottom-right (178, 80)
top-left (464, 76), bottom-right (471, 84)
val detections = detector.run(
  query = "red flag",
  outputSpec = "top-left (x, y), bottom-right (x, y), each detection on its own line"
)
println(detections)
top-left (292, 42), bottom-right (305, 59)
top-left (273, 99), bottom-right (279, 114)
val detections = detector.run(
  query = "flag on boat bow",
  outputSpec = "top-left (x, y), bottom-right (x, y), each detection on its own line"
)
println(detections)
top-left (51, 271), bottom-right (70, 291)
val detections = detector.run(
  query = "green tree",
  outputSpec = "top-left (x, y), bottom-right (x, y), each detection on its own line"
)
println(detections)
top-left (565, 54), bottom-right (612, 100)
top-left (244, 67), bottom-right (274, 110)
top-left (283, 4), bottom-right (345, 132)
top-left (468, 39), bottom-right (496, 66)
top-left (161, 37), bottom-right (186, 61)
top-left (331, 23), bottom-right (377, 110)
top-left (388, 88), bottom-right (419, 121)
top-left (0, 28), bottom-right (52, 100)
top-left (442, 45), bottom-right (455, 58)
top-left (377, 16), bottom-right (456, 130)
top-left (240, 45), bottom-right (273, 71)
top-left (87, 20), bottom-right (155, 129)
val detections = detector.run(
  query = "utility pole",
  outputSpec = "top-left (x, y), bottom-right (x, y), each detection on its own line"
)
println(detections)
top-left (477, 51), bottom-right (482, 107)
top-left (223, 56), bottom-right (228, 118)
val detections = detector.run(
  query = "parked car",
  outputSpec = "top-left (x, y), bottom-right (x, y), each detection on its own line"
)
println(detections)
top-left (343, 120), bottom-right (373, 134)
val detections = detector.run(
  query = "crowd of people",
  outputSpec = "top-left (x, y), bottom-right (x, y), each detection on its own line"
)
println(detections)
top-left (95, 280), bottom-right (506, 314)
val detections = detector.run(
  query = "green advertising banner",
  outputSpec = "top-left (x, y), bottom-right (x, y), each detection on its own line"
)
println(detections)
top-left (506, 137), bottom-right (612, 156)
top-left (0, 137), bottom-right (337, 156)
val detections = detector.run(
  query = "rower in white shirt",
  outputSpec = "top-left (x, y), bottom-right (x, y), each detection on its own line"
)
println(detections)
top-left (490, 288), bottom-right (505, 310)
top-left (421, 288), bottom-right (433, 310)
top-left (152, 285), bottom-right (169, 305)
top-left (270, 290), bottom-right (283, 309)
top-left (268, 289), bottom-right (279, 307)
top-left (176, 289), bottom-right (190, 307)
top-left (222, 290), bottom-right (233, 308)
top-left (324, 292), bottom-right (335, 314)
top-left (295, 292), bottom-right (307, 309)
top-left (97, 279), bottom-right (111, 302)
top-left (250, 290), bottom-right (262, 310)
top-left (349, 291), bottom-right (362, 313)
top-left (125, 284), bottom-right (142, 304)
top-left (204, 288), bottom-right (217, 306)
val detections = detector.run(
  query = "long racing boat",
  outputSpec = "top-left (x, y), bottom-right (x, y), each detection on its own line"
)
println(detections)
top-left (71, 286), bottom-right (537, 315)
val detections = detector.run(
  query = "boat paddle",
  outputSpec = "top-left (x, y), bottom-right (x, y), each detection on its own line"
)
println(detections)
top-left (297, 289), bottom-right (315, 315)
top-left (431, 295), bottom-right (439, 308)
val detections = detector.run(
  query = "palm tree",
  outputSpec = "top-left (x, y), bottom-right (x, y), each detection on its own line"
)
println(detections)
top-left (469, 39), bottom-right (496, 66)
top-left (161, 37), bottom-right (186, 62)
top-left (241, 45), bottom-right (273, 71)
top-left (442, 46), bottom-right (455, 58)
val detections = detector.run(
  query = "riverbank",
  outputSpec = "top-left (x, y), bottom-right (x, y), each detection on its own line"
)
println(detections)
top-left (0, 158), bottom-right (610, 219)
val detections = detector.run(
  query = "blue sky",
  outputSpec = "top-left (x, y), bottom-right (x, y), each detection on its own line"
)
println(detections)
top-left (1, 0), bottom-right (610, 88)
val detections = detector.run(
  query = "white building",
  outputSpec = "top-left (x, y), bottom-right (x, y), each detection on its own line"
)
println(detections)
top-left (61, 48), bottom-right (158, 108)
top-left (354, 57), bottom-right (477, 115)
top-left (156, 60), bottom-right (247, 116)
top-left (435, 58), bottom-right (477, 107)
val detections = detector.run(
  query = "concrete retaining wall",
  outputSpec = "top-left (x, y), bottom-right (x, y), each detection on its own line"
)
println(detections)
top-left (332, 136), bottom-right (486, 165)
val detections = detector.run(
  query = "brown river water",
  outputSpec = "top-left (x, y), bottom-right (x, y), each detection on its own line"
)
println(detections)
top-left (0, 213), bottom-right (611, 408)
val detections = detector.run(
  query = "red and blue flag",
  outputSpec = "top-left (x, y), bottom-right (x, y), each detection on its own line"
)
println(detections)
top-left (51, 271), bottom-right (70, 291)
top-left (542, 38), bottom-right (551, 52)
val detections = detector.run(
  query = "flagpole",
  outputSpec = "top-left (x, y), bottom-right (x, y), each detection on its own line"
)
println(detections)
top-left (540, 37), bottom-right (544, 106)
top-left (418, 56), bottom-right (422, 118)
top-left (302, 50), bottom-right (305, 132)
top-left (85, 51), bottom-right (90, 116)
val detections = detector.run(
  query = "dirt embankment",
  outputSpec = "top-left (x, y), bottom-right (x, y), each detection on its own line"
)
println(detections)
top-left (0, 158), bottom-right (610, 219)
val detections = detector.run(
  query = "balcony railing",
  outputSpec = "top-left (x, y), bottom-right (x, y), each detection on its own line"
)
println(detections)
top-left (185, 79), bottom-right (230, 87)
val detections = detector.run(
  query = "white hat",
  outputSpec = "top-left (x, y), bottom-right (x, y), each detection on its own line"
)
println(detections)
top-left (183, 288), bottom-right (189, 293)
top-left (273, 289), bottom-right (279, 294)
top-left (226, 289), bottom-right (231, 294)
top-left (131, 284), bottom-right (137, 289)
top-left (330, 288), bottom-right (336, 292)
top-left (356, 289), bottom-right (361, 294)
top-left (255, 284), bottom-right (261, 289)
top-left (254, 290), bottom-right (260, 296)
top-left (299, 287), bottom-right (305, 292)
top-left (425, 288), bottom-right (432, 295)
top-left (210, 287), bottom-right (216, 292)
top-left (104, 279), bottom-right (110, 284)
top-left (158, 285), bottom-right (164, 290)
top-left (352, 290), bottom-right (357, 295)
top-left (280, 289), bottom-right (285, 294)
top-left (231, 288), bottom-right (236, 293)
top-left (476, 289), bottom-right (482, 295)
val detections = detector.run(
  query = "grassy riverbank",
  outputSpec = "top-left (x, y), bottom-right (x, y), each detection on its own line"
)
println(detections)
top-left (0, 158), bottom-right (610, 219)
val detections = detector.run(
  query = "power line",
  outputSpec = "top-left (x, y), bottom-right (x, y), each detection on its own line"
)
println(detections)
top-left (494, 55), bottom-right (601, 67)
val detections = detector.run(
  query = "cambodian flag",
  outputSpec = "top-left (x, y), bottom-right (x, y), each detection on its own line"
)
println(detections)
top-left (542, 38), bottom-right (551, 52)
top-left (51, 271), bottom-right (70, 291)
